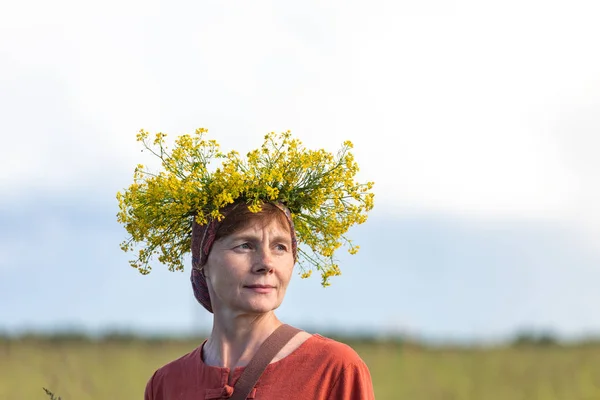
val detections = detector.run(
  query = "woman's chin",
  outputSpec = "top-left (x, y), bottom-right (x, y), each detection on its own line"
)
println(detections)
top-left (238, 298), bottom-right (282, 315)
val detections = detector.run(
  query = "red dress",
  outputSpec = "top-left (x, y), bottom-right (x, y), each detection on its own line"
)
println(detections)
top-left (144, 334), bottom-right (375, 399)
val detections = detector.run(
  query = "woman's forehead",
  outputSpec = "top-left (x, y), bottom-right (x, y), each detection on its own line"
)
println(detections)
top-left (227, 219), bottom-right (292, 241)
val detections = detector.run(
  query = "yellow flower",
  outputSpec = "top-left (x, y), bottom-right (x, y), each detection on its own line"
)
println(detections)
top-left (265, 186), bottom-right (279, 200)
top-left (117, 128), bottom-right (375, 287)
top-left (300, 270), bottom-right (312, 279)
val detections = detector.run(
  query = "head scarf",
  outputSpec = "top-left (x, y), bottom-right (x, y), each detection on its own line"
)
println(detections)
top-left (190, 202), bottom-right (298, 313)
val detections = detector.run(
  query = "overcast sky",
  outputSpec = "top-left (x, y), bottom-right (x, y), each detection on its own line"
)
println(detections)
top-left (1, 0), bottom-right (599, 341)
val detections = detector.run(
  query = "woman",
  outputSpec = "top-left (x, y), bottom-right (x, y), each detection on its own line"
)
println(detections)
top-left (144, 201), bottom-right (376, 399)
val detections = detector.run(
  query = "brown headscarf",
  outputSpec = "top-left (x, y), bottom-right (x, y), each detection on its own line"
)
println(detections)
top-left (190, 202), bottom-right (298, 313)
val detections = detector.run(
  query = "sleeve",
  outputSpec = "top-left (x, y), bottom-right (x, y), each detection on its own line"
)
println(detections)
top-left (327, 360), bottom-right (376, 400)
top-left (144, 370), bottom-right (157, 400)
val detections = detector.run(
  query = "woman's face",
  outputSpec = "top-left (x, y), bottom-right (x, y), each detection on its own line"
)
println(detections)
top-left (204, 217), bottom-right (295, 317)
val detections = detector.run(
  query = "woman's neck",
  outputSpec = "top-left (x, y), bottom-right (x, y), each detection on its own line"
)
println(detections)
top-left (203, 311), bottom-right (282, 370)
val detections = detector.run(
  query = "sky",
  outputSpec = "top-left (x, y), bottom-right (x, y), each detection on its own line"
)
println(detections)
top-left (1, 0), bottom-right (599, 342)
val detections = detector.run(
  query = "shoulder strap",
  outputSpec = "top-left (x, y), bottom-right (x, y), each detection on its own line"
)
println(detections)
top-left (230, 324), bottom-right (302, 400)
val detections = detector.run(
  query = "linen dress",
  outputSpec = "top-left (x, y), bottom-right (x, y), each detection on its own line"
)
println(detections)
top-left (144, 334), bottom-right (375, 400)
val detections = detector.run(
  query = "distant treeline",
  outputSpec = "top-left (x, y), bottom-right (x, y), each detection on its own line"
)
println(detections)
top-left (2, 329), bottom-right (600, 348)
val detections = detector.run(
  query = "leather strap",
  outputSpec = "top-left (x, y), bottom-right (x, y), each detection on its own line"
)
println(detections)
top-left (230, 324), bottom-right (302, 400)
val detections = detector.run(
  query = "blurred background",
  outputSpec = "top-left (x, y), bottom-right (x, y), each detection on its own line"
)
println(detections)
top-left (1, 1), bottom-right (599, 399)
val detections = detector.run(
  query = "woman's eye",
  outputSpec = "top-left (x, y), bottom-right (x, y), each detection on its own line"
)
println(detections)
top-left (275, 244), bottom-right (288, 252)
top-left (237, 243), bottom-right (251, 249)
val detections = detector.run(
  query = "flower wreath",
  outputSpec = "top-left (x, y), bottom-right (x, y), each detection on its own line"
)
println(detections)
top-left (116, 128), bottom-right (375, 287)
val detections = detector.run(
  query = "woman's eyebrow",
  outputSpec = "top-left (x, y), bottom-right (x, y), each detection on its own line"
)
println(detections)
top-left (229, 234), bottom-right (258, 243)
top-left (271, 235), bottom-right (292, 245)
top-left (229, 233), bottom-right (291, 244)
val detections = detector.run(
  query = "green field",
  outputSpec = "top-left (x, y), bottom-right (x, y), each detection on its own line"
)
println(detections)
top-left (2, 337), bottom-right (600, 400)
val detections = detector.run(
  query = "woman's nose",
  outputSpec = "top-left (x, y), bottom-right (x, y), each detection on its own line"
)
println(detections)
top-left (252, 247), bottom-right (275, 274)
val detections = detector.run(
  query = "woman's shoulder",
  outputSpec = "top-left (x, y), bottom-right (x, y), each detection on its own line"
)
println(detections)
top-left (266, 333), bottom-right (374, 399)
top-left (152, 343), bottom-right (203, 378)
top-left (296, 333), bottom-right (366, 366)
top-left (145, 344), bottom-right (206, 399)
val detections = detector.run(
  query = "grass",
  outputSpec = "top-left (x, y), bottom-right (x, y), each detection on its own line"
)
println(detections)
top-left (2, 337), bottom-right (600, 399)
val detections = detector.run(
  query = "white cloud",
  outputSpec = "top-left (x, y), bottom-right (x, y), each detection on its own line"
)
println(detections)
top-left (1, 0), bottom-right (599, 228)
top-left (551, 95), bottom-right (600, 251)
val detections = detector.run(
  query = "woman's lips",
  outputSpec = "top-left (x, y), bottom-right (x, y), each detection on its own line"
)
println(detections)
top-left (245, 285), bottom-right (275, 293)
